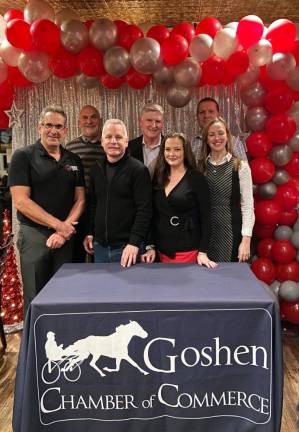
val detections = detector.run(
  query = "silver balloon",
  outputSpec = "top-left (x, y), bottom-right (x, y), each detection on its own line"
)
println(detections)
top-left (279, 281), bottom-right (299, 302)
top-left (274, 225), bottom-right (293, 240)
top-left (258, 181), bottom-right (277, 199)
top-left (288, 101), bottom-right (299, 126)
top-left (189, 34), bottom-right (213, 62)
top-left (267, 52), bottom-right (296, 81)
top-left (18, 51), bottom-right (52, 83)
top-left (173, 58), bottom-right (201, 88)
top-left (153, 63), bottom-right (174, 86)
top-left (61, 20), bottom-right (89, 54)
top-left (130, 37), bottom-right (160, 74)
top-left (287, 132), bottom-right (299, 151)
top-left (165, 84), bottom-right (192, 108)
top-left (293, 219), bottom-right (299, 232)
top-left (0, 40), bottom-right (22, 67)
top-left (237, 67), bottom-right (259, 89)
top-left (270, 145), bottom-right (292, 166)
top-left (24, 0), bottom-right (55, 23)
top-left (104, 46), bottom-right (130, 77)
top-left (240, 82), bottom-right (266, 107)
top-left (245, 106), bottom-right (269, 131)
top-left (77, 74), bottom-right (99, 89)
top-left (291, 231), bottom-right (299, 249)
top-left (286, 67), bottom-right (299, 91)
top-left (270, 280), bottom-right (280, 297)
top-left (272, 169), bottom-right (290, 185)
top-left (55, 8), bottom-right (81, 27)
top-left (90, 19), bottom-right (118, 51)
top-left (248, 39), bottom-right (272, 67)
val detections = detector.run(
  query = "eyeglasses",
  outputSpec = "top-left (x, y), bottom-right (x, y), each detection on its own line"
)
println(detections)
top-left (41, 123), bottom-right (65, 131)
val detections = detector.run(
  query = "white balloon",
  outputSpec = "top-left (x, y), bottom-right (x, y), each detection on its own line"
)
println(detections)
top-left (24, 0), bottom-right (55, 23)
top-left (189, 34), bottom-right (213, 62)
top-left (0, 16), bottom-right (7, 44)
top-left (267, 52), bottom-right (296, 81)
top-left (55, 8), bottom-right (81, 28)
top-left (213, 28), bottom-right (238, 59)
top-left (248, 39), bottom-right (272, 67)
top-left (0, 40), bottom-right (22, 66)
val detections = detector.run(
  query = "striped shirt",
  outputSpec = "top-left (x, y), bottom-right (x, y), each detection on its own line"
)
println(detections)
top-left (66, 136), bottom-right (104, 191)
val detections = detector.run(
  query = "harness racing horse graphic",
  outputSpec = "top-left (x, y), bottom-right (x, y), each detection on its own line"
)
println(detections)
top-left (63, 320), bottom-right (149, 377)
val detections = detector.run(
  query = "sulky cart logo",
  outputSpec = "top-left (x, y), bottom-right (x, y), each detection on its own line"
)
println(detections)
top-left (36, 310), bottom-right (272, 426)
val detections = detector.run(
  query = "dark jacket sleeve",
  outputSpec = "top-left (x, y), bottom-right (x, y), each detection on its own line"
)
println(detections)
top-left (87, 165), bottom-right (97, 236)
top-left (191, 171), bottom-right (211, 253)
top-left (129, 164), bottom-right (152, 246)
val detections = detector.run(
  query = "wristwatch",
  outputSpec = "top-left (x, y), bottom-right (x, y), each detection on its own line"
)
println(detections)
top-left (145, 244), bottom-right (155, 251)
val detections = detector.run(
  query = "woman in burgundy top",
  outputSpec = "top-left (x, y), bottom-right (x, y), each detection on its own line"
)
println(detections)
top-left (142, 132), bottom-right (216, 268)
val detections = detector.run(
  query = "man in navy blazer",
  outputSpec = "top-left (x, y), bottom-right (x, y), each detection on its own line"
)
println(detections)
top-left (128, 103), bottom-right (164, 176)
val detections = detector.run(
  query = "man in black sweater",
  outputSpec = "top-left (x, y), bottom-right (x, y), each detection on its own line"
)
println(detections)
top-left (83, 119), bottom-right (152, 267)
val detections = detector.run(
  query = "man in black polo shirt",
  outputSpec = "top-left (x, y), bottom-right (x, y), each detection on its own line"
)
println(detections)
top-left (8, 105), bottom-right (85, 312)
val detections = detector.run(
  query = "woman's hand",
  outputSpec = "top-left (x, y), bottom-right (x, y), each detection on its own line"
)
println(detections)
top-left (238, 236), bottom-right (251, 262)
top-left (141, 249), bottom-right (156, 264)
top-left (83, 235), bottom-right (94, 254)
top-left (197, 252), bottom-right (218, 269)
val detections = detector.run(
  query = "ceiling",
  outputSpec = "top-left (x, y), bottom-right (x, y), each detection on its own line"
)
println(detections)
top-left (0, 0), bottom-right (298, 27)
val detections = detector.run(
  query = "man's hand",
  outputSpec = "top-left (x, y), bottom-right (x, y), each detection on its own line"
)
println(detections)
top-left (55, 220), bottom-right (77, 240)
top-left (121, 244), bottom-right (139, 267)
top-left (46, 233), bottom-right (66, 249)
top-left (83, 235), bottom-right (94, 254)
top-left (141, 249), bottom-right (156, 264)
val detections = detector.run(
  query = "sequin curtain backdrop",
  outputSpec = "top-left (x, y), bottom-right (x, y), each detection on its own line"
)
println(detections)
top-left (13, 78), bottom-right (246, 151)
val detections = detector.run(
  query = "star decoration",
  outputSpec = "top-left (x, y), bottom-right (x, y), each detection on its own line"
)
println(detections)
top-left (5, 102), bottom-right (24, 128)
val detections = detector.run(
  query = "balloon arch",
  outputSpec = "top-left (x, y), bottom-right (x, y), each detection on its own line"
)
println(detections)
top-left (1, 1), bottom-right (299, 323)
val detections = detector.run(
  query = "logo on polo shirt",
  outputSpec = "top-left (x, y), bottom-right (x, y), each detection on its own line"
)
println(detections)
top-left (64, 164), bottom-right (79, 172)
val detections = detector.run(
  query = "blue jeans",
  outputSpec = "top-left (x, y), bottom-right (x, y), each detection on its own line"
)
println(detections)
top-left (93, 242), bottom-right (124, 263)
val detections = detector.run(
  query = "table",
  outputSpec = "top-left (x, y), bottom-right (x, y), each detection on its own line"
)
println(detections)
top-left (13, 263), bottom-right (283, 432)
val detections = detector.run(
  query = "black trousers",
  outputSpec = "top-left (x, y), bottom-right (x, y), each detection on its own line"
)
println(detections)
top-left (17, 224), bottom-right (74, 313)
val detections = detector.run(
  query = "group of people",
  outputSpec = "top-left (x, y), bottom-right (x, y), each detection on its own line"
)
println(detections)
top-left (8, 98), bottom-right (255, 312)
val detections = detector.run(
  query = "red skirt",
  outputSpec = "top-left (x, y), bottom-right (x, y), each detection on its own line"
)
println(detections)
top-left (159, 250), bottom-right (198, 264)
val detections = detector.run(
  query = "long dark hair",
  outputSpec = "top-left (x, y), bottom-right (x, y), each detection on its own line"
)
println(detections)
top-left (197, 117), bottom-right (240, 175)
top-left (153, 132), bottom-right (196, 188)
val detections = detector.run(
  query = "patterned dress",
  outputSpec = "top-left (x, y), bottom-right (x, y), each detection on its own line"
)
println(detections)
top-left (206, 158), bottom-right (242, 262)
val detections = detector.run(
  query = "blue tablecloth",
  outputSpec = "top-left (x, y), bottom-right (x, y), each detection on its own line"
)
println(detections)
top-left (13, 263), bottom-right (283, 432)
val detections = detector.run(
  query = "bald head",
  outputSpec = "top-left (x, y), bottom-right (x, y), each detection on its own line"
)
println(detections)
top-left (79, 105), bottom-right (102, 140)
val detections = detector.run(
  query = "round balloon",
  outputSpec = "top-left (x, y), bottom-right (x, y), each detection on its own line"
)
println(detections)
top-left (104, 46), bottom-right (130, 77)
top-left (266, 114), bottom-right (296, 143)
top-left (78, 46), bottom-right (104, 77)
top-left (285, 152), bottom-right (299, 176)
top-left (30, 19), bottom-right (61, 55)
top-left (280, 300), bottom-right (299, 324)
top-left (4, 9), bottom-right (24, 22)
top-left (77, 73), bottom-right (99, 89)
top-left (49, 47), bottom-right (78, 79)
top-left (291, 231), bottom-right (299, 249)
top-left (270, 280), bottom-right (280, 297)
top-left (255, 200), bottom-right (281, 225)
top-left (161, 34), bottom-right (188, 66)
top-left (257, 238), bottom-right (275, 258)
top-left (251, 258), bottom-right (276, 284)
top-left (236, 15), bottom-right (264, 49)
top-left (279, 281), bottom-right (299, 302)
top-left (18, 51), bottom-right (51, 83)
top-left (126, 68), bottom-right (151, 89)
top-left (61, 20), bottom-right (89, 54)
top-left (266, 19), bottom-right (297, 53)
top-left (272, 239), bottom-right (296, 264)
top-left (279, 208), bottom-right (298, 226)
top-left (265, 88), bottom-right (294, 114)
top-left (269, 145), bottom-right (292, 166)
top-left (226, 50), bottom-right (249, 76)
top-left (250, 157), bottom-right (275, 184)
top-left (237, 67), bottom-right (259, 89)
top-left (276, 184), bottom-right (298, 210)
top-left (130, 37), bottom-right (160, 74)
top-left (24, 0), bottom-right (55, 24)
top-left (55, 8), bottom-right (80, 28)
top-left (240, 81), bottom-right (266, 107)
top-left (258, 181), bottom-right (277, 199)
top-left (274, 225), bottom-right (293, 240)
top-left (272, 169), bottom-right (289, 185)
top-left (171, 22), bottom-right (195, 44)
top-left (173, 58), bottom-right (201, 87)
top-left (254, 223), bottom-right (276, 239)
top-left (6, 19), bottom-right (32, 51)
top-left (89, 19), bottom-right (118, 51)
top-left (101, 73), bottom-right (125, 89)
top-left (147, 25), bottom-right (170, 45)
top-left (245, 106), bottom-right (269, 131)
top-left (277, 261), bottom-right (299, 282)
top-left (195, 17), bottom-right (222, 38)
top-left (118, 24), bottom-right (143, 51)
top-left (153, 63), bottom-right (174, 86)
top-left (246, 132), bottom-right (272, 157)
top-left (213, 28), bottom-right (238, 59)
top-left (267, 52), bottom-right (296, 81)
top-left (189, 34), bottom-right (213, 62)
top-left (165, 83), bottom-right (192, 108)
top-left (247, 39), bottom-right (272, 67)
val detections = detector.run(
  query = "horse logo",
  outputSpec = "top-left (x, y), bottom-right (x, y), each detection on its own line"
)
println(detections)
top-left (43, 321), bottom-right (149, 382)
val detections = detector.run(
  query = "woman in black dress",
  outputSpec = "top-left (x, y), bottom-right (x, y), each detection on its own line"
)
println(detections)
top-left (197, 117), bottom-right (255, 262)
top-left (142, 132), bottom-right (216, 268)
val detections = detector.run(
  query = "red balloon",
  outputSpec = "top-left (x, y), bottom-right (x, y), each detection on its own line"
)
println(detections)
top-left (278, 208), bottom-right (298, 226)
top-left (259, 66), bottom-right (289, 92)
top-left (276, 184), bottom-right (298, 210)
top-left (201, 56), bottom-right (225, 86)
top-left (118, 25), bottom-right (143, 50)
top-left (266, 114), bottom-right (296, 144)
top-left (161, 34), bottom-right (188, 66)
top-left (257, 238), bottom-right (275, 259)
top-left (84, 20), bottom-right (94, 30)
top-left (264, 88), bottom-right (294, 114)
top-left (266, 19), bottom-right (297, 53)
top-left (126, 68), bottom-right (151, 89)
top-left (147, 25), bottom-right (170, 45)
top-left (5, 19), bottom-right (32, 51)
top-left (101, 73), bottom-right (125, 89)
top-left (272, 239), bottom-right (296, 264)
top-left (246, 132), bottom-right (272, 158)
top-left (221, 65), bottom-right (236, 86)
top-left (250, 157), bottom-right (275, 184)
top-left (114, 20), bottom-right (127, 33)
top-left (292, 40), bottom-right (299, 65)
top-left (78, 46), bottom-right (104, 77)
top-left (0, 111), bottom-right (9, 128)
top-left (49, 47), bottom-right (78, 79)
top-left (0, 81), bottom-right (14, 110)
top-left (30, 19), bottom-right (61, 55)
top-left (195, 17), bottom-right (222, 38)
top-left (7, 66), bottom-right (32, 88)
top-left (236, 15), bottom-right (264, 49)
top-left (251, 258), bottom-right (276, 284)
top-left (226, 50), bottom-right (249, 76)
top-left (255, 200), bottom-right (281, 225)
top-left (287, 176), bottom-right (299, 194)
top-left (280, 300), bottom-right (299, 324)
top-left (276, 261), bottom-right (299, 282)
top-left (284, 152), bottom-right (299, 176)
top-left (3, 9), bottom-right (23, 22)
top-left (171, 22), bottom-right (195, 44)
top-left (254, 224), bottom-right (276, 239)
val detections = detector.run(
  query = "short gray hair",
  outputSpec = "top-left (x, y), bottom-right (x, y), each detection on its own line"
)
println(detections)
top-left (39, 105), bottom-right (67, 125)
top-left (102, 119), bottom-right (128, 138)
top-left (140, 103), bottom-right (164, 117)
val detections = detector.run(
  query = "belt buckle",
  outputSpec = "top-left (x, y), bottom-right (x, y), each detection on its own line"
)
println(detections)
top-left (170, 216), bottom-right (179, 226)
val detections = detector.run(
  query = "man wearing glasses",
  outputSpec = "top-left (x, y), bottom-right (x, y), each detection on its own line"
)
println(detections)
top-left (8, 105), bottom-right (85, 312)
